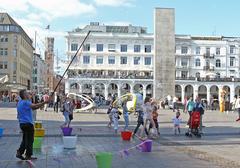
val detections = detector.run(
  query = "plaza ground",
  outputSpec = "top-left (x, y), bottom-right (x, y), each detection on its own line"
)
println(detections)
top-left (0, 105), bottom-right (240, 168)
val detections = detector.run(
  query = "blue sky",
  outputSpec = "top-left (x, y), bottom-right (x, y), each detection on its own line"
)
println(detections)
top-left (1, 0), bottom-right (240, 69)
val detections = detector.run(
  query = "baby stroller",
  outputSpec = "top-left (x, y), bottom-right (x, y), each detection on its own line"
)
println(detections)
top-left (185, 111), bottom-right (201, 138)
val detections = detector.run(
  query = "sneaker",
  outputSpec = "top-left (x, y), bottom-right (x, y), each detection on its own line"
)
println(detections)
top-left (16, 150), bottom-right (25, 160)
top-left (236, 118), bottom-right (240, 122)
top-left (25, 156), bottom-right (37, 160)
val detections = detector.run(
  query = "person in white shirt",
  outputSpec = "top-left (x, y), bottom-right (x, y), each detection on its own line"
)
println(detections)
top-left (42, 93), bottom-right (49, 111)
top-left (172, 110), bottom-right (181, 135)
top-left (235, 96), bottom-right (240, 121)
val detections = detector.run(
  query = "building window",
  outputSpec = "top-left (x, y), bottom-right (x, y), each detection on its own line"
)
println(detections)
top-left (0, 48), bottom-right (3, 56)
top-left (96, 44), bottom-right (103, 52)
top-left (181, 46), bottom-right (188, 54)
top-left (0, 62), bottom-right (3, 69)
top-left (4, 48), bottom-right (7, 56)
top-left (181, 71), bottom-right (188, 78)
top-left (216, 59), bottom-right (221, 67)
top-left (216, 48), bottom-right (220, 55)
top-left (108, 56), bottom-right (115, 64)
top-left (120, 56), bottom-right (127, 64)
top-left (121, 45), bottom-right (127, 52)
top-left (13, 49), bottom-right (17, 57)
top-left (3, 61), bottom-right (7, 69)
top-left (145, 57), bottom-right (152, 65)
top-left (13, 62), bottom-right (17, 74)
top-left (83, 44), bottom-right (90, 51)
top-left (108, 44), bottom-right (115, 52)
top-left (134, 57), bottom-right (141, 65)
top-left (134, 45), bottom-right (141, 52)
top-left (0, 35), bottom-right (8, 42)
top-left (230, 57), bottom-right (235, 67)
top-left (195, 58), bottom-right (201, 67)
top-left (71, 43), bottom-right (78, 51)
top-left (196, 47), bottom-right (200, 55)
top-left (181, 58), bottom-right (188, 66)
top-left (230, 45), bottom-right (235, 54)
top-left (206, 47), bottom-right (210, 56)
top-left (196, 72), bottom-right (200, 78)
top-left (96, 56), bottom-right (103, 64)
top-left (144, 45), bottom-right (151, 53)
top-left (83, 56), bottom-right (90, 64)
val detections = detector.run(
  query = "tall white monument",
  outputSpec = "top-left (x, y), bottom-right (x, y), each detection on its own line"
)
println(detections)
top-left (154, 8), bottom-right (175, 99)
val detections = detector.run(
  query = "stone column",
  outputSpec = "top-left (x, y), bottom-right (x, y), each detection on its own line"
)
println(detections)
top-left (92, 85), bottom-right (95, 97)
top-left (181, 85), bottom-right (185, 103)
top-left (193, 85), bottom-right (199, 101)
top-left (79, 84), bottom-right (82, 93)
top-left (154, 8), bottom-right (175, 99)
top-left (130, 84), bottom-right (134, 94)
top-left (218, 86), bottom-right (223, 101)
top-left (104, 84), bottom-right (108, 99)
top-left (143, 85), bottom-right (147, 100)
top-left (230, 84), bottom-right (235, 103)
top-left (65, 80), bottom-right (70, 94)
top-left (207, 85), bottom-right (211, 105)
top-left (117, 85), bottom-right (121, 97)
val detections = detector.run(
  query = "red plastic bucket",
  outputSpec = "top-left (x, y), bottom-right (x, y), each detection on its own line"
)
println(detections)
top-left (121, 131), bottom-right (132, 141)
top-left (61, 127), bottom-right (73, 136)
top-left (141, 140), bottom-right (152, 152)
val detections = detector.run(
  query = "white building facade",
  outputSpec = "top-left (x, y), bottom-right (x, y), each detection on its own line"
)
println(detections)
top-left (65, 23), bottom-right (240, 104)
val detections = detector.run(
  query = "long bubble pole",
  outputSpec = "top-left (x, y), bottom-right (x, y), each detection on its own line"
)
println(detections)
top-left (51, 31), bottom-right (91, 96)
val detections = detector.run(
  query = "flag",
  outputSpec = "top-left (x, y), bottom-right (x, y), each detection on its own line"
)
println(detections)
top-left (45, 25), bottom-right (50, 29)
top-left (0, 75), bottom-right (8, 83)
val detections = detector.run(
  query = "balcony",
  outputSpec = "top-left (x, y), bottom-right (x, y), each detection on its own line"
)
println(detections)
top-left (203, 53), bottom-right (215, 59)
top-left (203, 66), bottom-right (214, 71)
top-left (176, 77), bottom-right (238, 82)
top-left (67, 73), bottom-right (153, 80)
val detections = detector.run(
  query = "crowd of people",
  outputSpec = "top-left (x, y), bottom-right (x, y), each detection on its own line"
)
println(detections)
top-left (15, 87), bottom-right (240, 160)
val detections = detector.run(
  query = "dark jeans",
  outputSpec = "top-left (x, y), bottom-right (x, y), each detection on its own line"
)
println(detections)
top-left (18, 123), bottom-right (34, 157)
top-left (133, 116), bottom-right (148, 135)
top-left (54, 102), bottom-right (59, 112)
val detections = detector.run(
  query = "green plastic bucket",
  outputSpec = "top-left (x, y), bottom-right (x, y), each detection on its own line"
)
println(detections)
top-left (96, 152), bottom-right (112, 168)
top-left (33, 137), bottom-right (43, 148)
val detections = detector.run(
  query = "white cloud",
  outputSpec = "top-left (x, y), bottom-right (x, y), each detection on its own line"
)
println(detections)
top-left (0, 0), bottom-right (96, 20)
top-left (0, 0), bottom-right (29, 12)
top-left (94, 0), bottom-right (134, 7)
top-left (27, 0), bottom-right (96, 19)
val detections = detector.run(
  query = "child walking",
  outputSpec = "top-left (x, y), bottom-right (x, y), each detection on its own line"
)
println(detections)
top-left (172, 110), bottom-right (181, 135)
top-left (149, 101), bottom-right (160, 135)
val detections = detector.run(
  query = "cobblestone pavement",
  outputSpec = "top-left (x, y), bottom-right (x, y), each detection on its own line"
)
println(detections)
top-left (0, 106), bottom-right (240, 168)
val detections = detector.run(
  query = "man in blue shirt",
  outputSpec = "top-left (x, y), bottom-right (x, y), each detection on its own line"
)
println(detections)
top-left (16, 89), bottom-right (49, 160)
